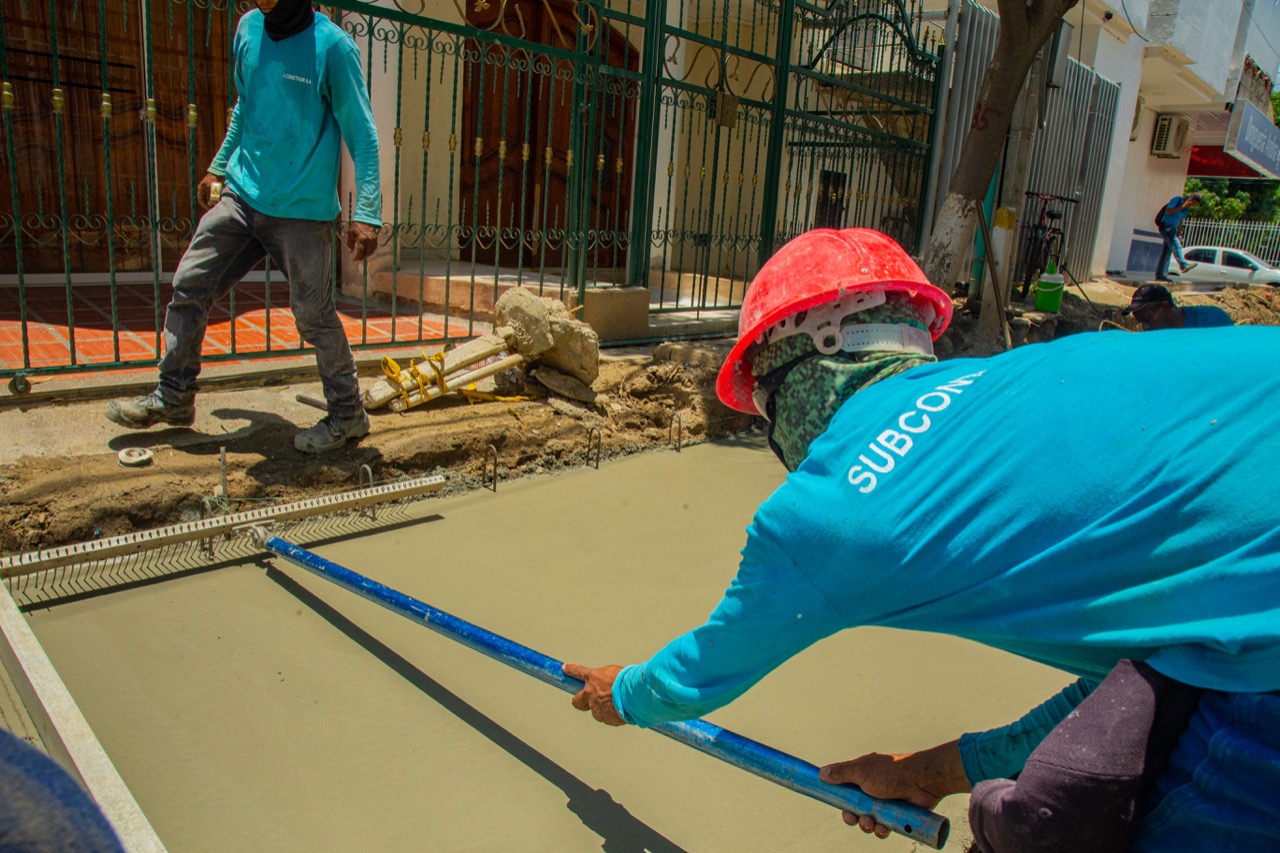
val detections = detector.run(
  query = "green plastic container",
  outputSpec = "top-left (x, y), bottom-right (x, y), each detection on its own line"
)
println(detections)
top-left (1034, 273), bottom-right (1064, 313)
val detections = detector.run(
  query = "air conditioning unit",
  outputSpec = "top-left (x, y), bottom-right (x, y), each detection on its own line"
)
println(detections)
top-left (1151, 114), bottom-right (1190, 158)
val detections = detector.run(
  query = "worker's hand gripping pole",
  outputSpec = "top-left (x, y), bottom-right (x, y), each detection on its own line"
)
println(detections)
top-left (260, 535), bottom-right (950, 849)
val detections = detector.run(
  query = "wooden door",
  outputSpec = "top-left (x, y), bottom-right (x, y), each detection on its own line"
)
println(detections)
top-left (0, 1), bottom-right (233, 275)
top-left (460, 0), bottom-right (637, 270)
top-left (146, 0), bottom-right (236, 263)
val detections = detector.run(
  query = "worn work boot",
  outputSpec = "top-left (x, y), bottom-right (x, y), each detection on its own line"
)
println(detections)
top-left (294, 409), bottom-right (370, 454)
top-left (105, 393), bottom-right (196, 429)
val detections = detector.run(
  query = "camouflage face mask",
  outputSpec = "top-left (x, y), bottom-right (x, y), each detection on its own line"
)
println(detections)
top-left (749, 296), bottom-right (937, 471)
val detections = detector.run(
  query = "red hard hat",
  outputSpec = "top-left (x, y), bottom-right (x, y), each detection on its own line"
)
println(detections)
top-left (716, 228), bottom-right (953, 414)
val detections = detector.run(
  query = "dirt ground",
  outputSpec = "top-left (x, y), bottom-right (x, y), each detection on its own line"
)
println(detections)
top-left (5, 283), bottom-right (1280, 556)
top-left (0, 346), bottom-right (753, 554)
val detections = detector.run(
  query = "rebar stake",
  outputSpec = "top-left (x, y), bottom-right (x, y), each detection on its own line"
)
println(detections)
top-left (358, 464), bottom-right (377, 521)
top-left (587, 427), bottom-right (602, 469)
top-left (669, 413), bottom-right (683, 452)
top-left (483, 444), bottom-right (499, 492)
top-left (200, 501), bottom-right (216, 560)
top-left (219, 446), bottom-right (229, 498)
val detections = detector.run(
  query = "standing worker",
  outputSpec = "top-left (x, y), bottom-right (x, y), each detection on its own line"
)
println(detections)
top-left (564, 228), bottom-right (1280, 851)
top-left (1154, 192), bottom-right (1201, 282)
top-left (1121, 283), bottom-right (1233, 330)
top-left (105, 0), bottom-right (382, 454)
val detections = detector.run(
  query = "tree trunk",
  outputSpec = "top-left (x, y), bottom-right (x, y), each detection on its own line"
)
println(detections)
top-left (922, 0), bottom-right (1080, 294)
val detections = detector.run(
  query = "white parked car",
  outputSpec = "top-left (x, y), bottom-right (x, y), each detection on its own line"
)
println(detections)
top-left (1168, 246), bottom-right (1280, 286)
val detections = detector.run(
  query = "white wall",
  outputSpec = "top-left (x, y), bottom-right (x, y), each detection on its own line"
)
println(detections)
top-left (1146, 0), bottom-right (1243, 96)
top-left (1106, 107), bottom-right (1189, 273)
top-left (1087, 26), bottom-right (1145, 275)
top-left (1103, 0), bottom-right (1151, 27)
top-left (1242, 0), bottom-right (1280, 80)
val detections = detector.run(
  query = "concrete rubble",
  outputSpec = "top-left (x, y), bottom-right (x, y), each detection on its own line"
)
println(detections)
top-left (362, 286), bottom-right (601, 413)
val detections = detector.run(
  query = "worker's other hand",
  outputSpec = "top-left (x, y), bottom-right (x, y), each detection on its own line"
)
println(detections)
top-left (820, 742), bottom-right (966, 839)
top-left (196, 172), bottom-right (221, 210)
top-left (563, 662), bottom-right (627, 726)
top-left (346, 221), bottom-right (380, 262)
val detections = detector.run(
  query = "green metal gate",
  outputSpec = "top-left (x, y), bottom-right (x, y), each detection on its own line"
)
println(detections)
top-left (0, 0), bottom-right (938, 388)
top-left (639, 0), bottom-right (941, 312)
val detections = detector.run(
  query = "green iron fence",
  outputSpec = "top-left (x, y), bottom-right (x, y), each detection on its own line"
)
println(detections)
top-left (642, 0), bottom-right (941, 312)
top-left (0, 0), bottom-right (939, 390)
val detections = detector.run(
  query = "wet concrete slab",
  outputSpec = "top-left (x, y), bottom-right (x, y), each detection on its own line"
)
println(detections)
top-left (24, 437), bottom-right (1073, 851)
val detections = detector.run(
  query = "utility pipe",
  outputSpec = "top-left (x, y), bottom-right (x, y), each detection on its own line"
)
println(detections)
top-left (919, 0), bottom-right (962, 252)
top-left (257, 534), bottom-right (950, 849)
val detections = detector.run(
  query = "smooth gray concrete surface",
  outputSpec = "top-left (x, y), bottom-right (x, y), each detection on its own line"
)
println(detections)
top-left (24, 438), bottom-right (1074, 852)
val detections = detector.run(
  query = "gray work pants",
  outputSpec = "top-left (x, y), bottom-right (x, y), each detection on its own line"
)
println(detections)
top-left (155, 192), bottom-right (361, 417)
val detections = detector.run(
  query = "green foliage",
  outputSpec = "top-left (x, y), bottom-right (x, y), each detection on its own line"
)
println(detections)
top-left (1273, 91), bottom-right (1280, 125)
top-left (1185, 177), bottom-right (1280, 222)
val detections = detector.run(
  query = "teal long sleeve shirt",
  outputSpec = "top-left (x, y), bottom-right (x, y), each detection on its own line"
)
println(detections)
top-left (957, 678), bottom-right (1097, 783)
top-left (209, 11), bottom-right (381, 225)
top-left (612, 326), bottom-right (1280, 779)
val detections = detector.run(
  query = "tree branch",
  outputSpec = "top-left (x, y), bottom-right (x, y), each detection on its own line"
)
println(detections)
top-left (1029, 0), bottom-right (1082, 43)
top-left (995, 0), bottom-right (1031, 43)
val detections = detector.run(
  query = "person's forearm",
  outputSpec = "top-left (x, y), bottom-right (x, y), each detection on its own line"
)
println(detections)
top-left (329, 47), bottom-right (382, 226)
top-left (208, 100), bottom-right (242, 176)
top-left (346, 119), bottom-right (380, 225)
top-left (957, 677), bottom-right (1097, 784)
top-left (907, 740), bottom-right (971, 799)
top-left (613, 551), bottom-right (846, 728)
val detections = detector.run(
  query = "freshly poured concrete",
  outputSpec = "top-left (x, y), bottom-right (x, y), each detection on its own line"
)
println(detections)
top-left (26, 436), bottom-right (1073, 852)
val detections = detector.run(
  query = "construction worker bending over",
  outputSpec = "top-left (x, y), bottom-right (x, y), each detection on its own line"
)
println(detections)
top-left (105, 0), bottom-right (381, 454)
top-left (1122, 283), bottom-right (1233, 331)
top-left (565, 228), bottom-right (1279, 852)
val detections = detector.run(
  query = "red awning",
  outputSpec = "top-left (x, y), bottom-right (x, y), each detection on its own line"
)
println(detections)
top-left (1189, 145), bottom-right (1267, 179)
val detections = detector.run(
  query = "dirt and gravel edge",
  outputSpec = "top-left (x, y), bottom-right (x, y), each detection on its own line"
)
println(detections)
top-left (5, 285), bottom-right (1280, 556)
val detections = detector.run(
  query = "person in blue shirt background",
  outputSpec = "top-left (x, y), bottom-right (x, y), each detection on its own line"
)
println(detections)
top-left (1155, 193), bottom-right (1201, 281)
top-left (1122, 283), bottom-right (1233, 330)
top-left (564, 228), bottom-right (1279, 851)
top-left (106, 0), bottom-right (382, 454)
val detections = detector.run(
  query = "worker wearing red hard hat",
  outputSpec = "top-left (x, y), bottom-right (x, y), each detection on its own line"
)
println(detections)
top-left (565, 229), bottom-right (1280, 852)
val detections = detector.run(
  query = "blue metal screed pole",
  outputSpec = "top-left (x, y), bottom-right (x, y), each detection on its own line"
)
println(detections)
top-left (262, 534), bottom-right (949, 849)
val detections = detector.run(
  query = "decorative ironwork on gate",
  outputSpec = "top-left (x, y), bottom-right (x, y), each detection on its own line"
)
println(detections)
top-left (642, 0), bottom-right (941, 312)
top-left (0, 0), bottom-right (939, 389)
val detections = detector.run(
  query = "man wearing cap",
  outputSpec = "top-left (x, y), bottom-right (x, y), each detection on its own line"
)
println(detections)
top-left (1123, 283), bottom-right (1232, 330)
top-left (564, 228), bottom-right (1280, 851)
top-left (1155, 193), bottom-right (1201, 281)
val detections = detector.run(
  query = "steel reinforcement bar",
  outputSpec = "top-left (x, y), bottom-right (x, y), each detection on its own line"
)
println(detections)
top-left (258, 533), bottom-right (950, 849)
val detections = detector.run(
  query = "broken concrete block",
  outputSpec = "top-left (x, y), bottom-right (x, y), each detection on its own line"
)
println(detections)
top-left (494, 287), bottom-right (554, 357)
top-left (541, 317), bottom-right (600, 385)
top-left (531, 366), bottom-right (597, 403)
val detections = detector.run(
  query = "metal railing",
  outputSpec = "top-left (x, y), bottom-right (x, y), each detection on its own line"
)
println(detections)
top-left (1014, 57), bottom-right (1120, 284)
top-left (1180, 218), bottom-right (1280, 265)
top-left (1, 0), bottom-right (941, 388)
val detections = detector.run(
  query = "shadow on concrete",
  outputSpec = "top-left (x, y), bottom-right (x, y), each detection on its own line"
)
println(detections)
top-left (106, 406), bottom-right (299, 454)
top-left (105, 406), bottom-right (388, 490)
top-left (264, 563), bottom-right (690, 853)
top-left (708, 429), bottom-right (769, 451)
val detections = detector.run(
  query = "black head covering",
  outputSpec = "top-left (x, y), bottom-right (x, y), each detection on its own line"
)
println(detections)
top-left (264, 0), bottom-right (315, 41)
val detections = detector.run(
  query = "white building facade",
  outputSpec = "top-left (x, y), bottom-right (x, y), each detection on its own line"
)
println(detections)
top-left (934, 0), bottom-right (1280, 278)
top-left (1074, 0), bottom-right (1279, 275)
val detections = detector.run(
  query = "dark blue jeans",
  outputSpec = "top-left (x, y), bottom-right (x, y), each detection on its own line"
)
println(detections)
top-left (1156, 225), bottom-right (1188, 280)
top-left (156, 193), bottom-right (361, 416)
top-left (1134, 690), bottom-right (1280, 851)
